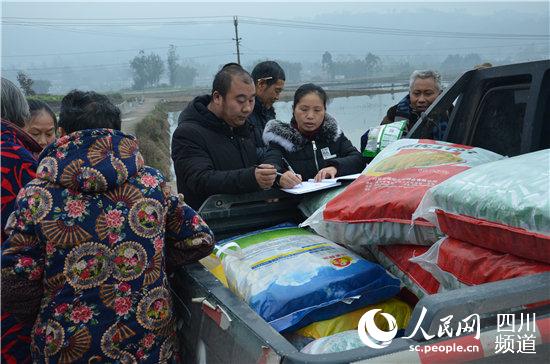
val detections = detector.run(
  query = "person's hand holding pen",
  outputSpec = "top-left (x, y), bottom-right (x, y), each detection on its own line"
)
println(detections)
top-left (279, 157), bottom-right (302, 189)
top-left (254, 164), bottom-right (277, 189)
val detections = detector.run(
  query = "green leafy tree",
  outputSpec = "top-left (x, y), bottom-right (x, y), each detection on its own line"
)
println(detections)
top-left (167, 45), bottom-right (179, 87)
top-left (365, 53), bottom-right (382, 76)
top-left (441, 53), bottom-right (482, 73)
top-left (322, 51), bottom-right (334, 80)
top-left (32, 80), bottom-right (52, 94)
top-left (130, 51), bottom-right (148, 89)
top-left (174, 65), bottom-right (198, 87)
top-left (130, 51), bottom-right (165, 89)
top-left (17, 71), bottom-right (35, 96)
top-left (276, 60), bottom-right (302, 83)
top-left (145, 53), bottom-right (164, 87)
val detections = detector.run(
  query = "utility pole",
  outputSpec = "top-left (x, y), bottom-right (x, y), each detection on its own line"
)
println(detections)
top-left (233, 16), bottom-right (241, 65)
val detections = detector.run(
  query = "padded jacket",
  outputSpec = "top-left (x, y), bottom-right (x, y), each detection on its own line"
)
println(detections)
top-left (172, 95), bottom-right (279, 210)
top-left (263, 114), bottom-right (365, 181)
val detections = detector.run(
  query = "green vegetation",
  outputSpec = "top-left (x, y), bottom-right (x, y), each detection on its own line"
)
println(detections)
top-left (27, 92), bottom-right (123, 104)
top-left (27, 94), bottom-right (64, 103)
top-left (134, 104), bottom-right (172, 181)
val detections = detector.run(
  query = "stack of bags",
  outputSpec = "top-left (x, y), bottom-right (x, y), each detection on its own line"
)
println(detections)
top-left (410, 149), bottom-right (550, 292)
top-left (200, 224), bottom-right (413, 354)
top-left (303, 138), bottom-right (504, 298)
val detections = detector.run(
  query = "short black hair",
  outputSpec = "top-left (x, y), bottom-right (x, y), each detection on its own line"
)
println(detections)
top-left (58, 90), bottom-right (121, 134)
top-left (211, 63), bottom-right (254, 98)
top-left (27, 99), bottom-right (58, 130)
top-left (293, 83), bottom-right (328, 110)
top-left (251, 61), bottom-right (286, 86)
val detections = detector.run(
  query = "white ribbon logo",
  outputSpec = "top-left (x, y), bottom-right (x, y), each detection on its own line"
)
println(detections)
top-left (357, 309), bottom-right (398, 349)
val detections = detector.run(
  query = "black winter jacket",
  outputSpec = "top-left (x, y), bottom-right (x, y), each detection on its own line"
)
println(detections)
top-left (172, 95), bottom-right (278, 210)
top-left (247, 96), bottom-right (276, 159)
top-left (263, 114), bottom-right (366, 181)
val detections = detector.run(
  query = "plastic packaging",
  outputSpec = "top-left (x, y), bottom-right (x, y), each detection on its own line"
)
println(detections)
top-left (410, 237), bottom-right (550, 291)
top-left (301, 330), bottom-right (366, 354)
top-left (199, 254), bottom-right (228, 287)
top-left (363, 120), bottom-right (408, 158)
top-left (218, 226), bottom-right (401, 332)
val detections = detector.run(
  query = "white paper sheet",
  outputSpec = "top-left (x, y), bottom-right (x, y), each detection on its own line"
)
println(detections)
top-left (281, 181), bottom-right (342, 195)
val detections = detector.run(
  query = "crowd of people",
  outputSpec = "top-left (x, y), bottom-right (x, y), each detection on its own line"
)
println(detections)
top-left (171, 61), bottom-right (448, 209)
top-left (0, 61), bottom-right (448, 362)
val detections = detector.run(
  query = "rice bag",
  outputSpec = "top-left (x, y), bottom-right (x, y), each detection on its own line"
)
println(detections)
top-left (368, 244), bottom-right (440, 299)
top-left (410, 237), bottom-right (550, 291)
top-left (413, 149), bottom-right (550, 263)
top-left (219, 226), bottom-right (401, 332)
top-left (298, 185), bottom-right (347, 218)
top-left (295, 297), bottom-right (411, 339)
top-left (304, 139), bottom-right (502, 249)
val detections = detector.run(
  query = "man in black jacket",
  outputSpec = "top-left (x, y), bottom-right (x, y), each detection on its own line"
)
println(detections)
top-left (248, 61), bottom-right (285, 159)
top-left (171, 63), bottom-right (278, 210)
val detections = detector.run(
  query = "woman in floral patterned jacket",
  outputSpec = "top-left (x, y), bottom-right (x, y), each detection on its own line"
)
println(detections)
top-left (1, 90), bottom-right (215, 363)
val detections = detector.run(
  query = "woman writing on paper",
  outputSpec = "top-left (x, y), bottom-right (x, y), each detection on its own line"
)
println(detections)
top-left (263, 83), bottom-right (365, 188)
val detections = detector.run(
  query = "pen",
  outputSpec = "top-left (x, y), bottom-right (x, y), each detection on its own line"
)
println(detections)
top-left (254, 165), bottom-right (283, 177)
top-left (281, 157), bottom-right (296, 174)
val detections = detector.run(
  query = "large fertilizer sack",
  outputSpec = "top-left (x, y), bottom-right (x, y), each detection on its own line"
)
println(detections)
top-left (413, 149), bottom-right (550, 264)
top-left (303, 139), bottom-right (502, 248)
top-left (218, 226), bottom-right (401, 332)
top-left (410, 237), bottom-right (550, 291)
top-left (368, 244), bottom-right (440, 299)
top-left (298, 185), bottom-right (347, 218)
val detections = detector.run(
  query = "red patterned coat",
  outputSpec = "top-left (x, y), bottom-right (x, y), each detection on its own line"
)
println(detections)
top-left (1, 118), bottom-right (42, 364)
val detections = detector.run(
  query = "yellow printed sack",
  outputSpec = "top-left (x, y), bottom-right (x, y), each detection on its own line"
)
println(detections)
top-left (295, 298), bottom-right (412, 339)
top-left (199, 254), bottom-right (228, 287)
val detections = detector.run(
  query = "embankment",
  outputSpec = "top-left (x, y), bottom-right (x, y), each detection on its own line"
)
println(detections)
top-left (134, 104), bottom-right (173, 181)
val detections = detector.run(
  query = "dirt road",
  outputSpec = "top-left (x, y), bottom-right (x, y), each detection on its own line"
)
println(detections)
top-left (120, 97), bottom-right (160, 136)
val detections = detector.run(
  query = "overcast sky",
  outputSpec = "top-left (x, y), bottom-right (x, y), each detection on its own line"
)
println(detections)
top-left (2, 1), bottom-right (548, 91)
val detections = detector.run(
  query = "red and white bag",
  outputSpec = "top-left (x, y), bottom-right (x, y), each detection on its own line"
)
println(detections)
top-left (303, 139), bottom-right (502, 249)
top-left (410, 237), bottom-right (550, 291)
top-left (368, 244), bottom-right (440, 299)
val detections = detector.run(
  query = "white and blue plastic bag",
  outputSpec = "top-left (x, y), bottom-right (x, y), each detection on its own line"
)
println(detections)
top-left (218, 226), bottom-right (401, 332)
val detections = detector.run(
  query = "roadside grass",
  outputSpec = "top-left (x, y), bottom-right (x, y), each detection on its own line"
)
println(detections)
top-left (135, 104), bottom-right (172, 181)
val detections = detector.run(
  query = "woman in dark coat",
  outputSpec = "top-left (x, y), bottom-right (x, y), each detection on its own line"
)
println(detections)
top-left (263, 83), bottom-right (365, 188)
